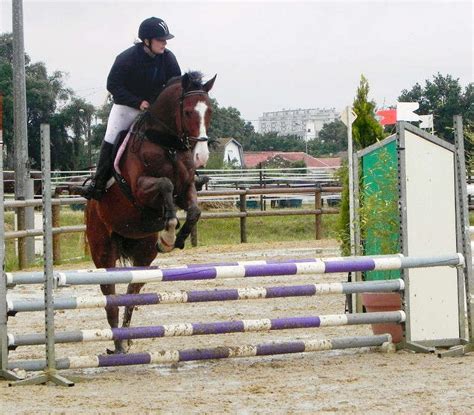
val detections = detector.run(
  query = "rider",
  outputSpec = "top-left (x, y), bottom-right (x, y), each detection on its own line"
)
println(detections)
top-left (80, 17), bottom-right (181, 200)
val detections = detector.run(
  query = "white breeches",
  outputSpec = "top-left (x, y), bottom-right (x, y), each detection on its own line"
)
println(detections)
top-left (104, 104), bottom-right (141, 144)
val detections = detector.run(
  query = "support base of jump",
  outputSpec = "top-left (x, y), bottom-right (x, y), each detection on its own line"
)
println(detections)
top-left (396, 341), bottom-right (436, 354)
top-left (9, 370), bottom-right (75, 387)
top-left (436, 341), bottom-right (474, 358)
top-left (0, 369), bottom-right (22, 382)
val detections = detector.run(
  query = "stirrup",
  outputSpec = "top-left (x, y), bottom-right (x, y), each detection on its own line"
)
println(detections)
top-left (78, 181), bottom-right (106, 201)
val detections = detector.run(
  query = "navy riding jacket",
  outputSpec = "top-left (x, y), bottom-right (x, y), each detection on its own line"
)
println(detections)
top-left (107, 43), bottom-right (181, 109)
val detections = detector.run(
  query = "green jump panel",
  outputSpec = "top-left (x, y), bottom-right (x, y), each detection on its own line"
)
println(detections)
top-left (361, 139), bottom-right (400, 281)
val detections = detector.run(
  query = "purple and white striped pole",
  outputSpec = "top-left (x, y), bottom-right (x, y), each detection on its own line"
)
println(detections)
top-left (8, 334), bottom-right (392, 372)
top-left (6, 258), bottom-right (322, 285)
top-left (6, 253), bottom-right (464, 287)
top-left (7, 311), bottom-right (405, 347)
top-left (7, 279), bottom-right (404, 313)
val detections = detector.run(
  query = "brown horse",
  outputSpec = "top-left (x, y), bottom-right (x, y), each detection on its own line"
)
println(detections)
top-left (85, 71), bottom-right (216, 353)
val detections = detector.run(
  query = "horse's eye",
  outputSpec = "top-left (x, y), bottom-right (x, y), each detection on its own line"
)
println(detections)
top-left (184, 110), bottom-right (193, 118)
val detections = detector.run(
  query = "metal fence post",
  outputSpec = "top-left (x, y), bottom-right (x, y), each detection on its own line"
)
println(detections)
top-left (25, 178), bottom-right (35, 262)
top-left (315, 185), bottom-right (322, 240)
top-left (0, 94), bottom-right (22, 381)
top-left (52, 189), bottom-right (61, 264)
top-left (11, 124), bottom-right (74, 386)
top-left (240, 190), bottom-right (247, 243)
top-left (17, 209), bottom-right (27, 269)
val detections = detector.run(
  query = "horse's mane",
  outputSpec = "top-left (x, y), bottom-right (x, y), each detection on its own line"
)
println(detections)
top-left (165, 71), bottom-right (204, 91)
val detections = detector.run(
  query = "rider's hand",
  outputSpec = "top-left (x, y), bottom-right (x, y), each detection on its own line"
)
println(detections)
top-left (139, 101), bottom-right (150, 111)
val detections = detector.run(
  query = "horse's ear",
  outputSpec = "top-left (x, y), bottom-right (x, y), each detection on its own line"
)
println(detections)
top-left (181, 73), bottom-right (191, 91)
top-left (203, 74), bottom-right (217, 93)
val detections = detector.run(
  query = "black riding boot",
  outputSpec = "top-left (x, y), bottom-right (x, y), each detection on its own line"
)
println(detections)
top-left (80, 141), bottom-right (114, 200)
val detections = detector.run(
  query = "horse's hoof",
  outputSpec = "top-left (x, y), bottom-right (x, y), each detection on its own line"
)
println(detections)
top-left (106, 347), bottom-right (127, 355)
top-left (174, 239), bottom-right (185, 250)
top-left (156, 237), bottom-right (174, 253)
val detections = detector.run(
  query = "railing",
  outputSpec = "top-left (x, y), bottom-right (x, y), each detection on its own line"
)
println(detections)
top-left (3, 167), bottom-right (340, 192)
top-left (198, 167), bottom-right (339, 189)
top-left (3, 186), bottom-right (341, 268)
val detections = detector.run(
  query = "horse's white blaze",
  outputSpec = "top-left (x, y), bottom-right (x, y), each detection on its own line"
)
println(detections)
top-left (193, 101), bottom-right (210, 167)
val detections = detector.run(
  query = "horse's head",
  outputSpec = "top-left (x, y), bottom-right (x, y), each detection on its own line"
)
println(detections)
top-left (177, 72), bottom-right (216, 168)
top-left (148, 71), bottom-right (216, 169)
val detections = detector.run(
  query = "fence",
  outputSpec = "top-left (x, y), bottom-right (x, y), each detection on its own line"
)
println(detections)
top-left (3, 186), bottom-right (341, 268)
top-left (3, 166), bottom-right (339, 192)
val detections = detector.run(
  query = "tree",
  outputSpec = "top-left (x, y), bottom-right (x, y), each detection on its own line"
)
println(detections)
top-left (307, 120), bottom-right (347, 156)
top-left (242, 132), bottom-right (306, 152)
top-left (398, 73), bottom-right (473, 142)
top-left (25, 63), bottom-right (74, 168)
top-left (60, 97), bottom-right (95, 169)
top-left (338, 75), bottom-right (384, 255)
top-left (352, 75), bottom-right (385, 150)
top-left (0, 32), bottom-right (94, 170)
top-left (208, 98), bottom-right (254, 142)
top-left (91, 95), bottom-right (113, 147)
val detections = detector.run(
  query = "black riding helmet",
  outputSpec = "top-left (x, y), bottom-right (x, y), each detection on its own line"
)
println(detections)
top-left (138, 17), bottom-right (174, 41)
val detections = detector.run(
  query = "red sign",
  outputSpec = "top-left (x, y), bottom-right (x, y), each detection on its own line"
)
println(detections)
top-left (376, 109), bottom-right (397, 126)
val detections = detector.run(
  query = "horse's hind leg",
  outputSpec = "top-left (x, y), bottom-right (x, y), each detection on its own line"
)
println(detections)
top-left (121, 235), bottom-right (158, 350)
top-left (86, 202), bottom-right (124, 354)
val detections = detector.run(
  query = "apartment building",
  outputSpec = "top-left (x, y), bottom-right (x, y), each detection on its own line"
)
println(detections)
top-left (258, 108), bottom-right (339, 140)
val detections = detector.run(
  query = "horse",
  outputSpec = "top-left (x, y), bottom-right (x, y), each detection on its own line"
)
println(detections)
top-left (85, 71), bottom-right (216, 353)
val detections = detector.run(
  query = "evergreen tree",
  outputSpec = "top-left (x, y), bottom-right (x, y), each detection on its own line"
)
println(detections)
top-left (338, 75), bottom-right (384, 255)
top-left (352, 75), bottom-right (385, 150)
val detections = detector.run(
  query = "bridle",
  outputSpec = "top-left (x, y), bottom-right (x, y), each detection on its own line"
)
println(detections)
top-left (143, 88), bottom-right (210, 151)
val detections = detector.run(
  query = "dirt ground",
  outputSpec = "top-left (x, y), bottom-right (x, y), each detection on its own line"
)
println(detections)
top-left (1, 239), bottom-right (474, 414)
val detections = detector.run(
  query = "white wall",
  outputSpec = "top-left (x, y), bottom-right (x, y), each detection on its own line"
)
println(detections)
top-left (224, 142), bottom-right (243, 167)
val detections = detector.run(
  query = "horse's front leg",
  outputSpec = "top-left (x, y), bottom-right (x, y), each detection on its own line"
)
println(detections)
top-left (175, 185), bottom-right (201, 250)
top-left (136, 176), bottom-right (178, 252)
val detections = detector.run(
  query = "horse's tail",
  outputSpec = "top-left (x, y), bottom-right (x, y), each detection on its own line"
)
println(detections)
top-left (111, 232), bottom-right (133, 267)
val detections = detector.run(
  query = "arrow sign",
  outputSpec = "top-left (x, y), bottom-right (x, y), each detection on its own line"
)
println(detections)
top-left (396, 102), bottom-right (420, 122)
top-left (341, 106), bottom-right (357, 126)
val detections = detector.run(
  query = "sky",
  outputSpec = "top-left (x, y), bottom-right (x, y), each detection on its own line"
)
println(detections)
top-left (0, 0), bottom-right (472, 128)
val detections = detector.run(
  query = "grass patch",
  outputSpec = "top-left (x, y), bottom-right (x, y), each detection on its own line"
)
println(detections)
top-left (4, 208), bottom-right (87, 271)
top-left (194, 213), bottom-right (339, 246)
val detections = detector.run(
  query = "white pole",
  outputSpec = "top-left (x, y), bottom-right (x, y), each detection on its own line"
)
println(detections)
top-left (346, 106), bottom-right (356, 256)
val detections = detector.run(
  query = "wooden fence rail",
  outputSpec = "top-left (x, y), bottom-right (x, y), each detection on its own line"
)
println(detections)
top-left (4, 186), bottom-right (341, 268)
